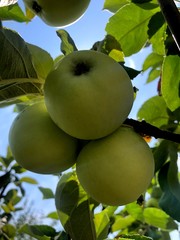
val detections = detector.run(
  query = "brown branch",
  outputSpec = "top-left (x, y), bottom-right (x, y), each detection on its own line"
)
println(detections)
top-left (157, 0), bottom-right (180, 51)
top-left (124, 118), bottom-right (180, 143)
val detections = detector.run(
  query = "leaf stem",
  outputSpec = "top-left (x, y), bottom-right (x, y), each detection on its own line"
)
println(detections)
top-left (124, 118), bottom-right (180, 143)
top-left (157, 0), bottom-right (180, 51)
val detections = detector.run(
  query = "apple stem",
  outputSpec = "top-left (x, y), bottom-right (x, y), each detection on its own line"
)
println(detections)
top-left (124, 118), bottom-right (180, 143)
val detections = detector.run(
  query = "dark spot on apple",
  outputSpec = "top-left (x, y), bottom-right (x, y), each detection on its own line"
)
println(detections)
top-left (73, 62), bottom-right (92, 76)
top-left (32, 1), bottom-right (42, 13)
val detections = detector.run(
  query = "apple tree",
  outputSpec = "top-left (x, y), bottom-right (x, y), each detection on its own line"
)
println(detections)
top-left (0, 0), bottom-right (180, 239)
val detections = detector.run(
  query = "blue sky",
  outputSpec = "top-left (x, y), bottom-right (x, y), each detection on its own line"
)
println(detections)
top-left (2, 0), bottom-right (179, 238)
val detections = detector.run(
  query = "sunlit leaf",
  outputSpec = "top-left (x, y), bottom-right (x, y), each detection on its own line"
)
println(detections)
top-left (94, 210), bottom-right (110, 240)
top-left (103, 0), bottom-right (129, 13)
top-left (0, 3), bottom-right (28, 22)
top-left (106, 3), bottom-right (159, 56)
top-left (19, 176), bottom-right (38, 184)
top-left (143, 207), bottom-right (177, 230)
top-left (56, 29), bottom-right (78, 56)
top-left (137, 96), bottom-right (169, 127)
top-left (125, 202), bottom-right (144, 221)
top-left (112, 215), bottom-right (135, 232)
top-left (47, 211), bottom-right (59, 220)
top-left (27, 43), bottom-right (54, 80)
top-left (162, 55), bottom-right (180, 111)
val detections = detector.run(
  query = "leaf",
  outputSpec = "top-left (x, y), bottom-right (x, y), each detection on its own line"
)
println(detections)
top-left (158, 162), bottom-right (180, 222)
top-left (19, 224), bottom-right (57, 240)
top-left (167, 143), bottom-right (180, 202)
top-left (118, 233), bottom-right (153, 240)
top-left (148, 11), bottom-right (166, 55)
top-left (112, 215), bottom-right (135, 232)
top-left (0, 28), bottom-right (43, 104)
top-left (0, 3), bottom-right (28, 22)
top-left (103, 0), bottom-right (129, 13)
top-left (19, 176), bottom-right (38, 184)
top-left (27, 43), bottom-right (54, 80)
top-left (47, 211), bottom-right (59, 220)
top-left (1, 224), bottom-right (16, 238)
top-left (137, 96), bottom-right (169, 128)
top-left (56, 29), bottom-right (78, 56)
top-left (55, 172), bottom-right (96, 240)
top-left (125, 202), bottom-right (144, 222)
top-left (91, 34), bottom-right (124, 62)
top-left (0, 171), bottom-right (11, 189)
top-left (143, 207), bottom-right (177, 230)
top-left (38, 187), bottom-right (54, 199)
top-left (153, 140), bottom-right (169, 172)
top-left (94, 210), bottom-right (110, 240)
top-left (106, 3), bottom-right (159, 56)
top-left (146, 68), bottom-right (160, 83)
top-left (143, 52), bottom-right (163, 71)
top-left (161, 55), bottom-right (180, 111)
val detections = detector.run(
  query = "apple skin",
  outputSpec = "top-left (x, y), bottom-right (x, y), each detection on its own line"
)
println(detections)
top-left (23, 0), bottom-right (90, 27)
top-left (9, 101), bottom-right (78, 174)
top-left (76, 125), bottom-right (155, 206)
top-left (44, 50), bottom-right (134, 140)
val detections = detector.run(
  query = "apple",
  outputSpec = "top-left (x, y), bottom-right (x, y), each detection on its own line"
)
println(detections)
top-left (76, 125), bottom-right (155, 206)
top-left (23, 0), bottom-right (90, 27)
top-left (9, 101), bottom-right (78, 174)
top-left (44, 50), bottom-right (134, 140)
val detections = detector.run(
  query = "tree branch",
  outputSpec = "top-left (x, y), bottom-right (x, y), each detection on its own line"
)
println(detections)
top-left (124, 118), bottom-right (180, 143)
top-left (157, 0), bottom-right (180, 51)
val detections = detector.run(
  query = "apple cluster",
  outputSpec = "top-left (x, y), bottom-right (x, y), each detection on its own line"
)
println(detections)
top-left (9, 50), bottom-right (154, 206)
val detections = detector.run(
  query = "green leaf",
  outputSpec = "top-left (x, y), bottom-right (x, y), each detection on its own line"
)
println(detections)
top-left (117, 233), bottom-right (153, 240)
top-left (94, 210), bottom-right (110, 240)
top-left (158, 162), bottom-right (180, 222)
top-left (112, 215), bottom-right (135, 232)
top-left (19, 224), bottom-right (56, 240)
top-left (143, 207), bottom-right (177, 230)
top-left (103, 0), bottom-right (129, 13)
top-left (125, 202), bottom-right (144, 221)
top-left (153, 140), bottom-right (169, 172)
top-left (137, 96), bottom-right (169, 128)
top-left (0, 28), bottom-right (43, 104)
top-left (1, 224), bottom-right (16, 238)
top-left (27, 43), bottom-right (54, 80)
top-left (162, 55), bottom-right (180, 111)
top-left (146, 68), bottom-right (160, 83)
top-left (19, 176), bottom-right (38, 184)
top-left (56, 29), bottom-right (78, 56)
top-left (167, 143), bottom-right (180, 202)
top-left (143, 52), bottom-right (163, 71)
top-left (0, 171), bottom-right (11, 189)
top-left (148, 11), bottom-right (166, 55)
top-left (47, 211), bottom-right (59, 220)
top-left (55, 172), bottom-right (96, 240)
top-left (106, 3), bottom-right (159, 56)
top-left (0, 3), bottom-right (28, 22)
top-left (38, 187), bottom-right (54, 199)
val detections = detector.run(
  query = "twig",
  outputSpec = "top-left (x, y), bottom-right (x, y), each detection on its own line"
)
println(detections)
top-left (124, 118), bottom-right (180, 143)
top-left (157, 0), bottom-right (180, 51)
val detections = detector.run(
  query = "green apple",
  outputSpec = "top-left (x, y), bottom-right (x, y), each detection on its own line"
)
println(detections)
top-left (9, 101), bottom-right (78, 174)
top-left (76, 125), bottom-right (155, 206)
top-left (23, 0), bottom-right (90, 27)
top-left (44, 50), bottom-right (134, 140)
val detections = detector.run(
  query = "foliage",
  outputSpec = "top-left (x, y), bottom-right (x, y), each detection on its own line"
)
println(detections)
top-left (0, 0), bottom-right (180, 239)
